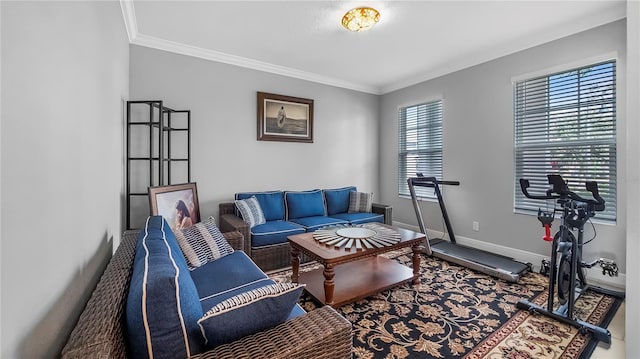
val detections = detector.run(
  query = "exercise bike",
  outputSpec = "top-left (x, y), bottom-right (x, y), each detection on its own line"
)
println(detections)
top-left (518, 174), bottom-right (624, 344)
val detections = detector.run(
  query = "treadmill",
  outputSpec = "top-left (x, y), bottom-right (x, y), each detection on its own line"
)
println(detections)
top-left (408, 176), bottom-right (531, 282)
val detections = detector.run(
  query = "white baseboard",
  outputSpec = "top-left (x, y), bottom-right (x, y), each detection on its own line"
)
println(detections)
top-left (393, 221), bottom-right (626, 291)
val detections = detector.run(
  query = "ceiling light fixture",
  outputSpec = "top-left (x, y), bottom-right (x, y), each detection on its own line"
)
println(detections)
top-left (341, 7), bottom-right (380, 32)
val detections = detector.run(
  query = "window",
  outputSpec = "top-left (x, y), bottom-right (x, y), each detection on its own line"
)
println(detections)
top-left (398, 100), bottom-right (443, 199)
top-left (514, 60), bottom-right (617, 222)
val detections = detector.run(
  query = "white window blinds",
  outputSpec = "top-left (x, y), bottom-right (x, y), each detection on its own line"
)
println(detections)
top-left (514, 60), bottom-right (617, 222)
top-left (398, 100), bottom-right (443, 198)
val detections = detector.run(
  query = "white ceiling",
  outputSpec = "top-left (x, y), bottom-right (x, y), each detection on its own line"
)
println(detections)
top-left (122, 1), bottom-right (627, 94)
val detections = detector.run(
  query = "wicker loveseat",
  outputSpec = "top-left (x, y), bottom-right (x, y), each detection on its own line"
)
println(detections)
top-left (61, 225), bottom-right (352, 358)
top-left (219, 187), bottom-right (393, 271)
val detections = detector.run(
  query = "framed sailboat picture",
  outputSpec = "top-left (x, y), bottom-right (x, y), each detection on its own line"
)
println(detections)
top-left (257, 92), bottom-right (313, 143)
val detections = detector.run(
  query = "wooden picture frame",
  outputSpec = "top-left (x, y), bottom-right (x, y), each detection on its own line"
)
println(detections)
top-left (257, 92), bottom-right (314, 143)
top-left (148, 183), bottom-right (200, 232)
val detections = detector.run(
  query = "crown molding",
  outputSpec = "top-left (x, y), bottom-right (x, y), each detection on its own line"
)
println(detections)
top-left (119, 1), bottom-right (379, 95)
top-left (119, 0), bottom-right (624, 96)
top-left (380, 8), bottom-right (626, 94)
top-left (132, 34), bottom-right (381, 94)
top-left (120, 0), bottom-right (137, 43)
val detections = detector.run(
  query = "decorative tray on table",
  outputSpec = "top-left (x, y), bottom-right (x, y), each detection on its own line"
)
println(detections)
top-left (313, 223), bottom-right (401, 250)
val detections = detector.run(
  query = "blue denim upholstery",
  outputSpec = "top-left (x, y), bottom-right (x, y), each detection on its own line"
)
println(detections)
top-left (323, 186), bottom-right (357, 215)
top-left (235, 191), bottom-right (285, 221)
top-left (289, 216), bottom-right (349, 232)
top-left (250, 220), bottom-right (306, 247)
top-left (190, 251), bottom-right (274, 310)
top-left (287, 304), bottom-right (306, 320)
top-left (127, 217), bottom-right (307, 355)
top-left (329, 212), bottom-right (384, 225)
top-left (285, 190), bottom-right (326, 220)
top-left (126, 216), bottom-right (204, 358)
top-left (197, 283), bottom-right (305, 348)
top-left (232, 187), bottom-right (387, 251)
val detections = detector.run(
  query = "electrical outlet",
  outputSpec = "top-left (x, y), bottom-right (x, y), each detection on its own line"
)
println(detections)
top-left (472, 221), bottom-right (479, 231)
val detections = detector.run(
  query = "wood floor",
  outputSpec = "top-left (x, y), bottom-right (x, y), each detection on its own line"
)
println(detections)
top-left (591, 300), bottom-right (625, 358)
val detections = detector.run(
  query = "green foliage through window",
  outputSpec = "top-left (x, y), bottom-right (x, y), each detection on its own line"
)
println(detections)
top-left (514, 61), bottom-right (617, 222)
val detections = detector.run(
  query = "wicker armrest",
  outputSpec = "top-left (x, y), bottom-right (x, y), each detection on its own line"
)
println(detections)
top-left (219, 202), bottom-right (236, 216)
top-left (219, 202), bottom-right (251, 256)
top-left (222, 230), bottom-right (244, 252)
top-left (372, 203), bottom-right (393, 225)
top-left (61, 231), bottom-right (139, 359)
top-left (190, 306), bottom-right (352, 359)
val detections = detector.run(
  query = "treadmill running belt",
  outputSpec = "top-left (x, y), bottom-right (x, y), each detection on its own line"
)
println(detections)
top-left (431, 241), bottom-right (530, 275)
top-left (408, 176), bottom-right (531, 282)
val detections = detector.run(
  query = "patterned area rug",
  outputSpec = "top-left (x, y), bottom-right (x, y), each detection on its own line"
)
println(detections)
top-left (268, 250), bottom-right (623, 359)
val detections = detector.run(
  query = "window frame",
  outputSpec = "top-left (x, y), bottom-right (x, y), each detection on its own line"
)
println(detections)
top-left (512, 57), bottom-right (618, 224)
top-left (397, 98), bottom-right (444, 200)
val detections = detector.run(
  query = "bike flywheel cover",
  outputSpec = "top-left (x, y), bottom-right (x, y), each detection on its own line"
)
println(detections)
top-left (557, 255), bottom-right (572, 305)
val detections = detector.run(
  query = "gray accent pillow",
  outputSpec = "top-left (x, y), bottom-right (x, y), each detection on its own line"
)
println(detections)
top-left (348, 191), bottom-right (373, 213)
top-left (175, 216), bottom-right (234, 269)
top-left (235, 196), bottom-right (266, 227)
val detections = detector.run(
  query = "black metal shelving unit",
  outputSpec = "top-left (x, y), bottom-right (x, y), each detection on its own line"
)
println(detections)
top-left (126, 100), bottom-right (191, 229)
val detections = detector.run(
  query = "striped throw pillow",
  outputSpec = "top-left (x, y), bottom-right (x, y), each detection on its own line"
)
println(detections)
top-left (175, 217), bottom-right (234, 269)
top-left (348, 191), bottom-right (373, 213)
top-left (235, 196), bottom-right (266, 228)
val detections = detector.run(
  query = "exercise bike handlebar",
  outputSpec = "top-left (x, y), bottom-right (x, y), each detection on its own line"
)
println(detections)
top-left (520, 175), bottom-right (605, 211)
top-left (519, 179), bottom-right (558, 200)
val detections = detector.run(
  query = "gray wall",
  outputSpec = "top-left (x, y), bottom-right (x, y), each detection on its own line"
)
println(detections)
top-left (1, 2), bottom-right (129, 358)
top-left (625, 1), bottom-right (640, 355)
top-left (625, 1), bottom-right (640, 357)
top-left (129, 45), bottom-right (380, 228)
top-left (379, 20), bottom-right (627, 272)
top-left (0, 3), bottom-right (635, 357)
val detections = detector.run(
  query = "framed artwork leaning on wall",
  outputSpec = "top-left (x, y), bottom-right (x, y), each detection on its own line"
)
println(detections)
top-left (148, 182), bottom-right (201, 232)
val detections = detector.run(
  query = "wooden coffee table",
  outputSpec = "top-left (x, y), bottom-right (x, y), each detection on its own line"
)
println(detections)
top-left (288, 224), bottom-right (424, 308)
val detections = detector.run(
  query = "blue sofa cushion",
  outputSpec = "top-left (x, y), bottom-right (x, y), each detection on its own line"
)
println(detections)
top-left (323, 186), bottom-right (356, 215)
top-left (285, 190), bottom-right (326, 220)
top-left (197, 283), bottom-right (305, 348)
top-left (290, 216), bottom-right (349, 232)
top-left (175, 217), bottom-right (234, 269)
top-left (236, 191), bottom-right (285, 221)
top-left (235, 196), bottom-right (266, 228)
top-left (190, 251), bottom-right (274, 310)
top-left (250, 220), bottom-right (305, 247)
top-left (288, 303), bottom-right (306, 320)
top-left (126, 216), bottom-right (204, 358)
top-left (330, 212), bottom-right (384, 225)
top-left (349, 191), bottom-right (373, 213)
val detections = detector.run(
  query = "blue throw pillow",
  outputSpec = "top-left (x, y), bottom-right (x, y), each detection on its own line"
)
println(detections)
top-left (126, 216), bottom-right (204, 359)
top-left (197, 283), bottom-right (304, 348)
top-left (285, 190), bottom-right (326, 220)
top-left (324, 186), bottom-right (357, 215)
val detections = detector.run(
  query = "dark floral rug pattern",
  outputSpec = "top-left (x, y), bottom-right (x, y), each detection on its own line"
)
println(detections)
top-left (269, 250), bottom-right (622, 359)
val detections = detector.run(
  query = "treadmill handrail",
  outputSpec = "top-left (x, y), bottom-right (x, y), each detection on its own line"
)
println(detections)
top-left (408, 176), bottom-right (531, 282)
top-left (408, 177), bottom-right (460, 188)
top-left (407, 176), bottom-right (460, 245)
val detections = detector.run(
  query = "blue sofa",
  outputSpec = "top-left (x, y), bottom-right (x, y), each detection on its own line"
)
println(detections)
top-left (121, 216), bottom-right (352, 358)
top-left (61, 216), bottom-right (352, 358)
top-left (219, 186), bottom-right (392, 271)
